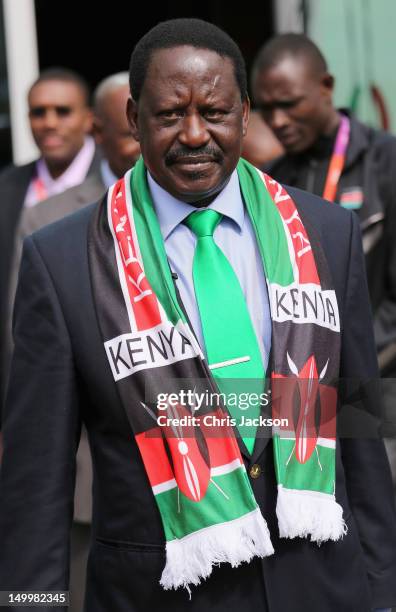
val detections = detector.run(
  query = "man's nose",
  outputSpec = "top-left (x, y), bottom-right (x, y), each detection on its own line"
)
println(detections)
top-left (269, 108), bottom-right (289, 130)
top-left (178, 113), bottom-right (210, 148)
top-left (42, 109), bottom-right (60, 129)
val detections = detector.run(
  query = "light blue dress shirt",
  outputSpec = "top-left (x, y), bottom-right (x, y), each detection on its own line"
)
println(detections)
top-left (147, 169), bottom-right (272, 371)
top-left (101, 159), bottom-right (118, 188)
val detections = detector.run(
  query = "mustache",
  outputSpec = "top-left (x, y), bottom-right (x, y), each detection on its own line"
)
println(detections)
top-left (165, 146), bottom-right (223, 166)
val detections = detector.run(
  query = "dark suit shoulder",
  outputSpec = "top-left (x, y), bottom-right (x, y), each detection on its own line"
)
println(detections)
top-left (0, 160), bottom-right (36, 185)
top-left (30, 200), bottom-right (99, 262)
top-left (0, 161), bottom-right (37, 234)
top-left (285, 184), bottom-right (353, 236)
top-left (21, 173), bottom-right (106, 235)
top-left (352, 114), bottom-right (396, 149)
top-left (42, 172), bottom-right (105, 206)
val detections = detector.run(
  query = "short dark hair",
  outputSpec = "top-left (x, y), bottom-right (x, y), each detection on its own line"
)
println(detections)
top-left (28, 68), bottom-right (91, 106)
top-left (129, 18), bottom-right (247, 101)
top-left (252, 33), bottom-right (328, 87)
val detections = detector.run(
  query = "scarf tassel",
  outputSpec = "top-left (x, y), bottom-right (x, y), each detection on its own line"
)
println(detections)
top-left (160, 508), bottom-right (274, 593)
top-left (276, 486), bottom-right (348, 543)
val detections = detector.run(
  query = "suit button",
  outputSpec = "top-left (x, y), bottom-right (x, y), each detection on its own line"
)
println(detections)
top-left (249, 464), bottom-right (261, 479)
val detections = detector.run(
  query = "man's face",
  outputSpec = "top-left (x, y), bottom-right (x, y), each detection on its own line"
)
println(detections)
top-left (127, 46), bottom-right (249, 204)
top-left (94, 84), bottom-right (140, 179)
top-left (253, 56), bottom-right (334, 154)
top-left (28, 79), bottom-right (93, 170)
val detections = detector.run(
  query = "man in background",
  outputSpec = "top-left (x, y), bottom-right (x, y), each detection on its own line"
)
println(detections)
top-left (11, 71), bottom-right (140, 268)
top-left (0, 68), bottom-right (100, 406)
top-left (252, 34), bottom-right (396, 490)
top-left (6, 71), bottom-right (139, 612)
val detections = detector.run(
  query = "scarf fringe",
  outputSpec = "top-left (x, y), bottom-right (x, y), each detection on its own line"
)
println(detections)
top-left (276, 486), bottom-right (348, 543)
top-left (160, 508), bottom-right (274, 592)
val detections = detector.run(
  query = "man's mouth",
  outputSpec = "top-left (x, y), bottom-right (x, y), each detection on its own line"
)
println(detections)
top-left (166, 147), bottom-right (223, 168)
top-left (275, 130), bottom-right (298, 146)
top-left (173, 156), bottom-right (216, 168)
top-left (41, 135), bottom-right (64, 148)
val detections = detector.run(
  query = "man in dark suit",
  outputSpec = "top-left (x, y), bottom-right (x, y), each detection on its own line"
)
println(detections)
top-left (11, 69), bottom-right (139, 612)
top-left (0, 19), bottom-right (395, 612)
top-left (0, 68), bottom-right (101, 406)
top-left (8, 71), bottom-right (140, 347)
top-left (5, 71), bottom-right (140, 612)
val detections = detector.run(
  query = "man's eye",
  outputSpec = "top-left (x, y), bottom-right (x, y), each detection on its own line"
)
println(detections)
top-left (205, 109), bottom-right (226, 119)
top-left (278, 101), bottom-right (298, 110)
top-left (160, 110), bottom-right (184, 120)
top-left (260, 101), bottom-right (298, 114)
top-left (55, 106), bottom-right (72, 116)
top-left (30, 107), bottom-right (46, 118)
top-left (29, 106), bottom-right (73, 118)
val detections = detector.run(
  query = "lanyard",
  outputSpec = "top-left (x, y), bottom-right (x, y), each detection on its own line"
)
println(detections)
top-left (322, 115), bottom-right (350, 202)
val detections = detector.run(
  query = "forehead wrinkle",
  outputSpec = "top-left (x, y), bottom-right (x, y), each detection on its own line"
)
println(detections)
top-left (151, 49), bottom-right (231, 85)
top-left (153, 76), bottom-right (228, 108)
top-left (198, 73), bottom-right (235, 104)
top-left (172, 53), bottom-right (224, 78)
top-left (145, 51), bottom-right (238, 108)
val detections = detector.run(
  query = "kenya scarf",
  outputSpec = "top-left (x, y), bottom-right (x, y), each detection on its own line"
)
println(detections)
top-left (88, 157), bottom-right (346, 592)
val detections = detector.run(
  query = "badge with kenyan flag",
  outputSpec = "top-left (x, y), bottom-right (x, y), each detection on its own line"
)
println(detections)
top-left (339, 186), bottom-right (363, 210)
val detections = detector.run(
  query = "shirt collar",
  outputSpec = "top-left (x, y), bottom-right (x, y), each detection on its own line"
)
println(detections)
top-left (36, 135), bottom-right (95, 193)
top-left (147, 168), bottom-right (244, 240)
top-left (100, 158), bottom-right (118, 188)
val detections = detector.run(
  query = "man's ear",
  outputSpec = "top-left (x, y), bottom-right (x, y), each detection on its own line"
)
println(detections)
top-left (92, 117), bottom-right (103, 146)
top-left (242, 94), bottom-right (250, 137)
top-left (83, 108), bottom-right (94, 135)
top-left (126, 97), bottom-right (140, 142)
top-left (321, 73), bottom-right (335, 97)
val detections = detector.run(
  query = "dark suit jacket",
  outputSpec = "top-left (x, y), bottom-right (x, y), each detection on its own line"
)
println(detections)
top-left (0, 151), bottom-right (101, 408)
top-left (0, 185), bottom-right (395, 612)
top-left (0, 162), bottom-right (35, 389)
top-left (6, 173), bottom-right (106, 526)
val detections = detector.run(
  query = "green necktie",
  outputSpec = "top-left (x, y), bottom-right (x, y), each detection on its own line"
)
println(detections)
top-left (185, 209), bottom-right (265, 454)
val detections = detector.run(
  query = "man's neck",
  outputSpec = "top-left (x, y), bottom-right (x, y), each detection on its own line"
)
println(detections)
top-left (299, 110), bottom-right (343, 161)
top-left (322, 109), bottom-right (342, 138)
top-left (188, 175), bottom-right (233, 208)
top-left (45, 162), bottom-right (71, 180)
top-left (44, 139), bottom-right (87, 179)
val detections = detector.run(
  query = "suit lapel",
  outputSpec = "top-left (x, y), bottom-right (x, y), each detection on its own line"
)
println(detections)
top-left (250, 430), bottom-right (271, 464)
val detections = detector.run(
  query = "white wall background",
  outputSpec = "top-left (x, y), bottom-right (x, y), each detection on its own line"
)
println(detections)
top-left (3, 0), bottom-right (39, 164)
top-left (307, 0), bottom-right (396, 132)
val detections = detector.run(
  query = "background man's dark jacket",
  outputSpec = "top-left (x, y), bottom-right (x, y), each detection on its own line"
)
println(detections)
top-left (266, 113), bottom-right (396, 382)
top-left (0, 151), bottom-right (101, 408)
top-left (0, 186), bottom-right (396, 611)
